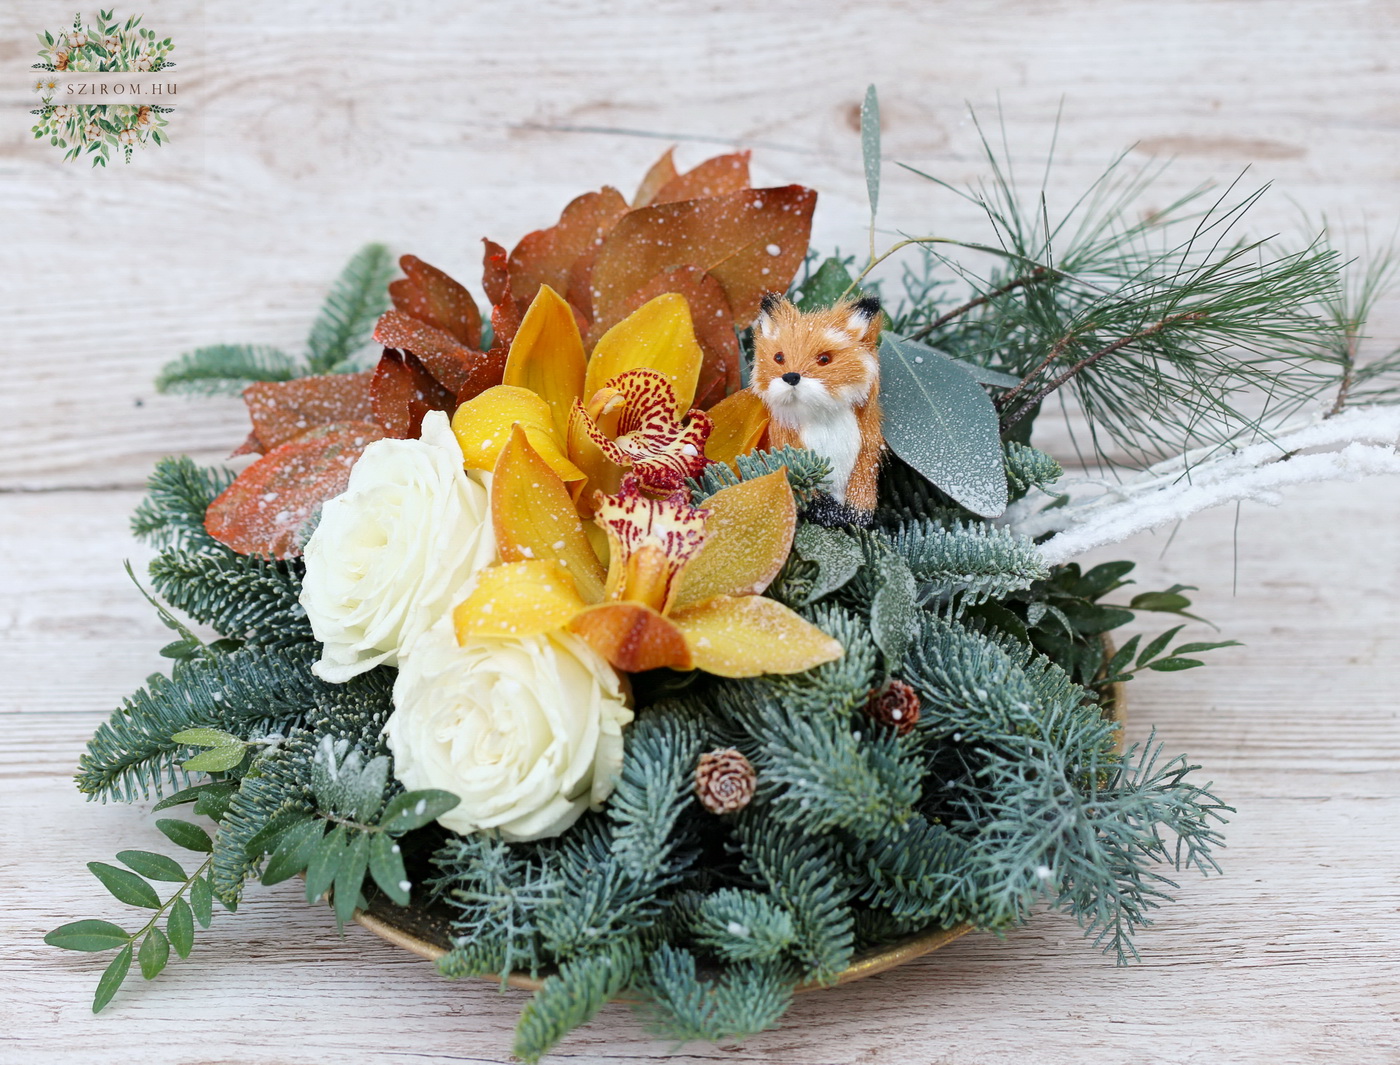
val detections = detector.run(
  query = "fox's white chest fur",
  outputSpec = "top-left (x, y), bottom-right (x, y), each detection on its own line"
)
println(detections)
top-left (771, 404), bottom-right (862, 504)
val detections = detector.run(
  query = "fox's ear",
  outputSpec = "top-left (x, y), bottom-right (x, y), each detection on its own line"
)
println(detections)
top-left (756, 292), bottom-right (785, 340)
top-left (843, 296), bottom-right (882, 341)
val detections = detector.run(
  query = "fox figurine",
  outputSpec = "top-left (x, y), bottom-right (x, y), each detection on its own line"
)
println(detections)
top-left (751, 292), bottom-right (884, 511)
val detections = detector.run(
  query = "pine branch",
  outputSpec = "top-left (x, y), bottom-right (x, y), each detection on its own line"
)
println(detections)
top-left (304, 244), bottom-right (394, 374)
top-left (890, 519), bottom-right (1048, 606)
top-left (689, 446), bottom-right (833, 505)
top-left (154, 344), bottom-right (297, 396)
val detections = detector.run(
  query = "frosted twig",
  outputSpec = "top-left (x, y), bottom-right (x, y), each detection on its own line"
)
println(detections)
top-left (1008, 406), bottom-right (1400, 565)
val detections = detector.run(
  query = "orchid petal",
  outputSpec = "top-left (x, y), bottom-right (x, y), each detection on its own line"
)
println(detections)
top-left (593, 476), bottom-right (710, 612)
top-left (703, 388), bottom-right (769, 466)
top-left (452, 385), bottom-right (584, 485)
top-left (670, 595), bottom-right (843, 678)
top-left (603, 369), bottom-right (713, 492)
top-left (568, 602), bottom-right (693, 673)
top-left (452, 560), bottom-right (586, 642)
top-left (584, 293), bottom-right (703, 416)
top-left (672, 469), bottom-right (795, 611)
top-left (504, 284), bottom-right (587, 436)
top-left (567, 398), bottom-right (627, 515)
top-left (492, 425), bottom-right (607, 604)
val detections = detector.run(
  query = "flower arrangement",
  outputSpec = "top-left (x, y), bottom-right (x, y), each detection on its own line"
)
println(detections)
top-left (47, 91), bottom-right (1400, 1061)
top-left (30, 9), bottom-right (174, 166)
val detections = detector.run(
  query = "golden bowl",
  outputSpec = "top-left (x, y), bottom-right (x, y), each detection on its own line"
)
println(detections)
top-left (355, 661), bottom-right (1127, 993)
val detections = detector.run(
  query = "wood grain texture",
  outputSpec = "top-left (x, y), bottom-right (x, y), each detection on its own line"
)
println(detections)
top-left (3, 1), bottom-right (1400, 1062)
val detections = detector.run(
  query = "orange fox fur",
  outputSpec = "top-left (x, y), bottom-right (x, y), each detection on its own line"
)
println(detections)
top-left (751, 294), bottom-right (884, 510)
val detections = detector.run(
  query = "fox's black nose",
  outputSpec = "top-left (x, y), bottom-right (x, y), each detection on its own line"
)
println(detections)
top-left (781, 372), bottom-right (801, 386)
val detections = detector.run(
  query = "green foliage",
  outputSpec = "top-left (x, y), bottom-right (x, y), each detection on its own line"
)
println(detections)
top-left (638, 945), bottom-right (793, 1044)
top-left (130, 456), bottom-right (233, 552)
top-left (155, 245), bottom-right (393, 394)
top-left (154, 345), bottom-right (298, 396)
top-left (890, 518), bottom-right (1049, 607)
top-left (76, 643), bottom-right (328, 802)
top-left (690, 889), bottom-right (796, 962)
top-left (1004, 440), bottom-right (1063, 501)
top-left (689, 446), bottom-right (833, 505)
top-left (148, 550), bottom-right (312, 650)
top-left (45, 821), bottom-right (227, 1012)
top-left (514, 941), bottom-right (644, 1063)
top-left (305, 244), bottom-right (396, 374)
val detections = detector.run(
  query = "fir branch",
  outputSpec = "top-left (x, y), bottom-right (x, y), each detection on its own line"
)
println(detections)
top-left (130, 456), bottom-right (233, 552)
top-left (607, 703), bottom-right (708, 880)
top-left (637, 945), bottom-right (793, 1044)
top-left (76, 643), bottom-right (327, 803)
top-left (211, 732), bottom-right (316, 904)
top-left (690, 889), bottom-right (796, 963)
top-left (846, 814), bottom-right (973, 925)
top-left (513, 940), bottom-right (644, 1064)
top-left (1004, 440), bottom-right (1063, 501)
top-left (154, 344), bottom-right (297, 396)
top-left (733, 809), bottom-right (855, 984)
top-left (689, 446), bottom-right (833, 505)
top-left (147, 550), bottom-right (312, 649)
top-left (890, 519), bottom-right (1049, 606)
top-left (304, 243), bottom-right (394, 374)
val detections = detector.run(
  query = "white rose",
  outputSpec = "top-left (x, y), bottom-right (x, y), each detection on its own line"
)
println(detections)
top-left (300, 410), bottom-right (497, 683)
top-left (385, 616), bottom-right (634, 841)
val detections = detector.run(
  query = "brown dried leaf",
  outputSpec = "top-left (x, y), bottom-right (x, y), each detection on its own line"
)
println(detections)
top-left (508, 188), bottom-right (629, 321)
top-left (204, 421), bottom-right (387, 559)
top-left (591, 266), bottom-right (741, 409)
top-left (388, 255), bottom-right (482, 349)
top-left (632, 147), bottom-right (679, 208)
top-left (240, 372), bottom-right (375, 455)
top-left (590, 185), bottom-right (817, 328)
top-left (372, 310), bottom-right (504, 402)
top-left (483, 238), bottom-right (522, 357)
top-left (650, 151), bottom-right (752, 206)
top-left (370, 350), bottom-right (456, 439)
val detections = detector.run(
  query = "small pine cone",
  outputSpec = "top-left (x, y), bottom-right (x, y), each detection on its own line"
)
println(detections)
top-left (864, 680), bottom-right (921, 736)
top-left (694, 748), bottom-right (756, 815)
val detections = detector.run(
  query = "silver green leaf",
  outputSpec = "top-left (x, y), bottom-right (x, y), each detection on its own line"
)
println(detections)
top-left (878, 334), bottom-right (1009, 517)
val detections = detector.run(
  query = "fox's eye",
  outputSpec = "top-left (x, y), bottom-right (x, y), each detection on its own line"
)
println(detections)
top-left (816, 352), bottom-right (832, 366)
top-left (774, 352), bottom-right (785, 364)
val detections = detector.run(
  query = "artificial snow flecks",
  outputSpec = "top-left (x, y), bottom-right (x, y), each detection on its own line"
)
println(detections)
top-left (237, 372), bottom-right (376, 455)
top-left (1014, 406), bottom-right (1400, 565)
top-left (879, 334), bottom-right (1009, 517)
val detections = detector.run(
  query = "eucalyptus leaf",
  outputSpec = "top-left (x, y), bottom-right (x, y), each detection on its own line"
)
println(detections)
top-left (860, 84), bottom-right (880, 220)
top-left (796, 257), bottom-right (857, 312)
top-left (878, 334), bottom-right (1008, 517)
top-left (171, 727), bottom-right (243, 748)
top-left (792, 523), bottom-right (864, 602)
top-left (181, 744), bottom-right (246, 773)
top-left (869, 551), bottom-right (918, 670)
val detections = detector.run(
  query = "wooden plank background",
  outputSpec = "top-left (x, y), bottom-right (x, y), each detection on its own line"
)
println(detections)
top-left (2, 2), bottom-right (1398, 1062)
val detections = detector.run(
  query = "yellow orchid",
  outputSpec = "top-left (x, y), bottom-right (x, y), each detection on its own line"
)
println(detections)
top-left (451, 285), bottom-right (768, 512)
top-left (453, 426), bottom-right (843, 678)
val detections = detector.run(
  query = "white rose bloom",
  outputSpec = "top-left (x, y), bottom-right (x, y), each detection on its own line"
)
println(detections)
top-left (300, 410), bottom-right (497, 683)
top-left (385, 616), bottom-right (634, 841)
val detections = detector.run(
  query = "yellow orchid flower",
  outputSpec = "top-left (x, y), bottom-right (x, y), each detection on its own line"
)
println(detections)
top-left (454, 426), bottom-right (843, 678)
top-left (452, 285), bottom-right (768, 509)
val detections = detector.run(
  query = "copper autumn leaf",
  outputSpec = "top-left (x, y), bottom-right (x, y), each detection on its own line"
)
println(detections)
top-left (372, 310), bottom-right (504, 404)
top-left (589, 185), bottom-right (817, 330)
top-left (370, 350), bottom-right (456, 439)
top-left (482, 238), bottom-right (522, 358)
top-left (205, 421), bottom-right (387, 559)
top-left (648, 151), bottom-right (751, 206)
top-left (236, 372), bottom-right (375, 455)
top-left (388, 254), bottom-right (482, 350)
top-left (632, 148), bottom-right (680, 208)
top-left (508, 188), bottom-right (630, 321)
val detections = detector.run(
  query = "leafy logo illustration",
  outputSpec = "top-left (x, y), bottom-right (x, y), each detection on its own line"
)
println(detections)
top-left (30, 9), bottom-right (176, 166)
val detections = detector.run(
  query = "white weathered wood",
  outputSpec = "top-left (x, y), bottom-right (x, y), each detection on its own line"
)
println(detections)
top-left (3, 1), bottom-right (1400, 1061)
